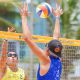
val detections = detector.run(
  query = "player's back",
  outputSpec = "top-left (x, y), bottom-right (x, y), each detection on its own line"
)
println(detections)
top-left (37, 55), bottom-right (62, 80)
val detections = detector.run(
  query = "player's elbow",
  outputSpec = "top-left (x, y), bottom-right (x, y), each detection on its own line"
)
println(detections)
top-left (23, 35), bottom-right (32, 42)
top-left (23, 32), bottom-right (32, 39)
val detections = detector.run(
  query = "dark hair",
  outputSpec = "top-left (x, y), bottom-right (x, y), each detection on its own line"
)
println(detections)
top-left (47, 40), bottom-right (63, 57)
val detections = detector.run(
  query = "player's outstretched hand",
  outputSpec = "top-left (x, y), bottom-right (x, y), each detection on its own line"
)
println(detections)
top-left (18, 3), bottom-right (29, 17)
top-left (52, 3), bottom-right (63, 18)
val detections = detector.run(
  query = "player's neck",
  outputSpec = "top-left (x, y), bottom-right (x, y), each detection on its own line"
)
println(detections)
top-left (9, 65), bottom-right (18, 72)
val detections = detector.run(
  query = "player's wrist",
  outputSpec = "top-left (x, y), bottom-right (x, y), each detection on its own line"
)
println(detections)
top-left (21, 15), bottom-right (27, 17)
top-left (21, 15), bottom-right (28, 18)
top-left (55, 16), bottom-right (60, 19)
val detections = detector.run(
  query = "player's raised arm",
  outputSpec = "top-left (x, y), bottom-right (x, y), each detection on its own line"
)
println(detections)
top-left (52, 4), bottom-right (63, 40)
top-left (0, 39), bottom-right (8, 73)
top-left (19, 3), bottom-right (50, 64)
top-left (19, 3), bottom-right (32, 39)
top-left (0, 27), bottom-right (16, 76)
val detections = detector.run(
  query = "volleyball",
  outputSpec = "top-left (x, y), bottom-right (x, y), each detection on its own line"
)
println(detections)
top-left (36, 2), bottom-right (52, 18)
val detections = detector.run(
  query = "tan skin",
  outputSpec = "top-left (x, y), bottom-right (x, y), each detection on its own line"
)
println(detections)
top-left (19, 3), bottom-right (63, 76)
top-left (0, 27), bottom-right (29, 80)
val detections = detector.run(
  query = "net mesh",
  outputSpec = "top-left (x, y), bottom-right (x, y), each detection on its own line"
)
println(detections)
top-left (0, 31), bottom-right (80, 80)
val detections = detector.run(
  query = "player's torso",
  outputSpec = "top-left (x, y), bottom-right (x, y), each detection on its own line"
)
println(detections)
top-left (37, 56), bottom-right (62, 80)
top-left (2, 67), bottom-right (25, 80)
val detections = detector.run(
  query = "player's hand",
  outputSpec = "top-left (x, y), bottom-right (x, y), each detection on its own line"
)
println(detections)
top-left (52, 4), bottom-right (63, 18)
top-left (8, 27), bottom-right (16, 32)
top-left (18, 3), bottom-right (29, 17)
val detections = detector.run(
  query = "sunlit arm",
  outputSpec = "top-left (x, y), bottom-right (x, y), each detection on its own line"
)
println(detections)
top-left (21, 16), bottom-right (32, 39)
top-left (0, 40), bottom-right (8, 72)
top-left (21, 16), bottom-right (49, 64)
top-left (53, 18), bottom-right (61, 40)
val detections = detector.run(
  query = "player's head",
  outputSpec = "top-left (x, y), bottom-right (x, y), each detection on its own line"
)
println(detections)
top-left (47, 40), bottom-right (63, 58)
top-left (7, 51), bottom-right (18, 66)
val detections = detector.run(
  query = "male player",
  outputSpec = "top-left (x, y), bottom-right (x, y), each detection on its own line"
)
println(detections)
top-left (20, 3), bottom-right (63, 80)
top-left (0, 27), bottom-right (29, 80)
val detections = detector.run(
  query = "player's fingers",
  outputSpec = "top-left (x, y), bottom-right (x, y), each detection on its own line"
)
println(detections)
top-left (26, 3), bottom-right (28, 12)
top-left (12, 27), bottom-right (15, 31)
top-left (56, 3), bottom-right (59, 9)
top-left (8, 27), bottom-right (9, 31)
top-left (60, 9), bottom-right (63, 15)
top-left (52, 7), bottom-right (55, 14)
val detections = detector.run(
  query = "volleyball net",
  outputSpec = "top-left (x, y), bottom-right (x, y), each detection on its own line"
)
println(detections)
top-left (0, 31), bottom-right (80, 80)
